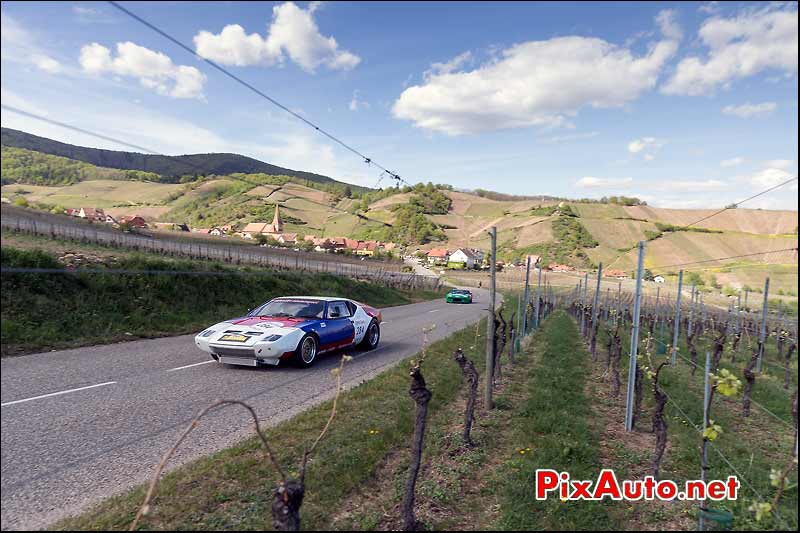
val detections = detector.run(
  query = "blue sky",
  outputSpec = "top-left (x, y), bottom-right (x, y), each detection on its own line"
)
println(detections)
top-left (1, 1), bottom-right (797, 209)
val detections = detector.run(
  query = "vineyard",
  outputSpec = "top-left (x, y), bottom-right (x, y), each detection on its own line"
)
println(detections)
top-left (550, 265), bottom-right (798, 530)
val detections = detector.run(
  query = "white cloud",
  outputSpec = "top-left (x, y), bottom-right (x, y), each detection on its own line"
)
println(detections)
top-left (0, 87), bottom-right (51, 117)
top-left (574, 176), bottom-right (729, 197)
top-left (32, 54), bottom-right (61, 73)
top-left (765, 159), bottom-right (794, 170)
top-left (570, 168), bottom-right (797, 209)
top-left (1, 12), bottom-right (63, 73)
top-left (72, 6), bottom-right (99, 16)
top-left (79, 41), bottom-right (206, 99)
top-left (655, 9), bottom-right (683, 41)
top-left (721, 102), bottom-right (777, 118)
top-left (651, 179), bottom-right (727, 193)
top-left (575, 176), bottom-right (633, 188)
top-left (746, 167), bottom-right (796, 189)
top-left (627, 137), bottom-right (663, 160)
top-left (193, 1), bottom-right (360, 72)
top-left (662, 5), bottom-right (798, 95)
top-left (720, 157), bottom-right (744, 167)
top-left (426, 51), bottom-right (473, 77)
top-left (698, 2), bottom-right (720, 15)
top-left (348, 90), bottom-right (369, 112)
top-left (392, 11), bottom-right (679, 135)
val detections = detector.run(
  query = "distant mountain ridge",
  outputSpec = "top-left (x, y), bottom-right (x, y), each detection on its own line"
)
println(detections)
top-left (0, 127), bottom-right (345, 186)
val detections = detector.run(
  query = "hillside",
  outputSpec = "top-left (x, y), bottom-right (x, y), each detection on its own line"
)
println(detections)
top-left (1, 130), bottom-right (797, 294)
top-left (1, 128), bottom-right (368, 193)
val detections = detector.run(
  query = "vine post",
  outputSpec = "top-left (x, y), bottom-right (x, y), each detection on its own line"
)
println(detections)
top-left (522, 254), bottom-right (531, 334)
top-left (654, 286), bottom-right (660, 338)
top-left (590, 262), bottom-right (603, 361)
top-left (534, 260), bottom-right (543, 330)
top-left (485, 225), bottom-right (496, 410)
top-left (756, 277), bottom-right (770, 373)
top-left (671, 270), bottom-right (684, 366)
top-left (625, 241), bottom-right (646, 432)
top-left (514, 291), bottom-right (522, 353)
top-left (699, 351), bottom-right (712, 531)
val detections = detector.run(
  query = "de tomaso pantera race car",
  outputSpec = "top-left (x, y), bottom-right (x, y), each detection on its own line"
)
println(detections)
top-left (195, 297), bottom-right (381, 368)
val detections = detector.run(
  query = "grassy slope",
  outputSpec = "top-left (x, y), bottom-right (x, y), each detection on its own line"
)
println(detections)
top-left (1, 180), bottom-right (184, 208)
top-left (53, 320), bottom-right (489, 531)
top-left (495, 311), bottom-right (616, 530)
top-left (0, 241), bottom-right (441, 356)
top-left (3, 160), bottom-right (796, 296)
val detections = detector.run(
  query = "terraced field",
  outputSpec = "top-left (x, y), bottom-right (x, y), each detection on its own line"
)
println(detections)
top-left (1, 180), bottom-right (183, 208)
top-left (2, 157), bottom-right (796, 296)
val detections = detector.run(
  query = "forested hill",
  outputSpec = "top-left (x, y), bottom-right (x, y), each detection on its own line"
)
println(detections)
top-left (0, 128), bottom-right (344, 186)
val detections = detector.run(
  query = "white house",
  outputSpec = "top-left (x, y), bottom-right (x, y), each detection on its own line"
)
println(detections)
top-left (449, 248), bottom-right (478, 269)
top-left (654, 275), bottom-right (666, 284)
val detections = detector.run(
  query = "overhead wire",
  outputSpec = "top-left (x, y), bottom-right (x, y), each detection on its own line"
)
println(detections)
top-left (678, 176), bottom-right (798, 230)
top-left (108, 1), bottom-right (414, 189)
top-left (648, 247), bottom-right (798, 272)
top-left (2, 104), bottom-right (395, 228)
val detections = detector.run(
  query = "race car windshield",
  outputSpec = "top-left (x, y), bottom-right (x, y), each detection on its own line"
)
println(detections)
top-left (250, 300), bottom-right (324, 319)
top-left (452, 290), bottom-right (470, 294)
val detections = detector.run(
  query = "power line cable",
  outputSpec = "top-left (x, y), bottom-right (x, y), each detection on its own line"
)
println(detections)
top-left (679, 176), bottom-right (798, 230)
top-left (649, 247), bottom-right (798, 271)
top-left (1, 104), bottom-right (159, 154)
top-left (108, 1), bottom-right (413, 189)
top-left (2, 104), bottom-right (394, 228)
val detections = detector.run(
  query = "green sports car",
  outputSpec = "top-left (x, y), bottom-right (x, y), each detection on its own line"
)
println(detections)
top-left (446, 289), bottom-right (473, 304)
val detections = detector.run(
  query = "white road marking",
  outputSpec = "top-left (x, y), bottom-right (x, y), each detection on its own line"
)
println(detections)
top-left (428, 309), bottom-right (439, 313)
top-left (1, 381), bottom-right (117, 407)
top-left (166, 360), bottom-right (216, 372)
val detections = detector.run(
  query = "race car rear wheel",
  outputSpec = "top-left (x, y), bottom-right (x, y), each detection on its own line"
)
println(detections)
top-left (359, 320), bottom-right (380, 350)
top-left (294, 334), bottom-right (319, 368)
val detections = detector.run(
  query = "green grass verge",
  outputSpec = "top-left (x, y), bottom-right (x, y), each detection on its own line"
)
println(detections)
top-left (53, 320), bottom-right (487, 531)
top-left (496, 311), bottom-right (618, 530)
top-left (1, 245), bottom-right (442, 356)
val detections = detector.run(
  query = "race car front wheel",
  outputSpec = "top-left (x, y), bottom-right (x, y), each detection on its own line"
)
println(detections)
top-left (359, 320), bottom-right (380, 350)
top-left (294, 334), bottom-right (319, 368)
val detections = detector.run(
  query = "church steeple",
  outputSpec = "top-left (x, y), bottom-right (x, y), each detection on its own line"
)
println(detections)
top-left (271, 203), bottom-right (283, 233)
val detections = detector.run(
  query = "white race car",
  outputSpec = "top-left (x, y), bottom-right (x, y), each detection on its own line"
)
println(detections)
top-left (195, 296), bottom-right (382, 368)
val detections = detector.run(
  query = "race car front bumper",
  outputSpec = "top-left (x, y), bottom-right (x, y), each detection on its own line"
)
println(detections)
top-left (195, 334), bottom-right (298, 366)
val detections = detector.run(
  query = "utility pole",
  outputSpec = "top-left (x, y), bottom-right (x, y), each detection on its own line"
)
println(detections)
top-left (625, 241), bottom-right (646, 432)
top-left (485, 226), bottom-right (497, 409)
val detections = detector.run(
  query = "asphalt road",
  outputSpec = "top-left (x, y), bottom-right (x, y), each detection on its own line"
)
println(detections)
top-left (0, 289), bottom-right (493, 530)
